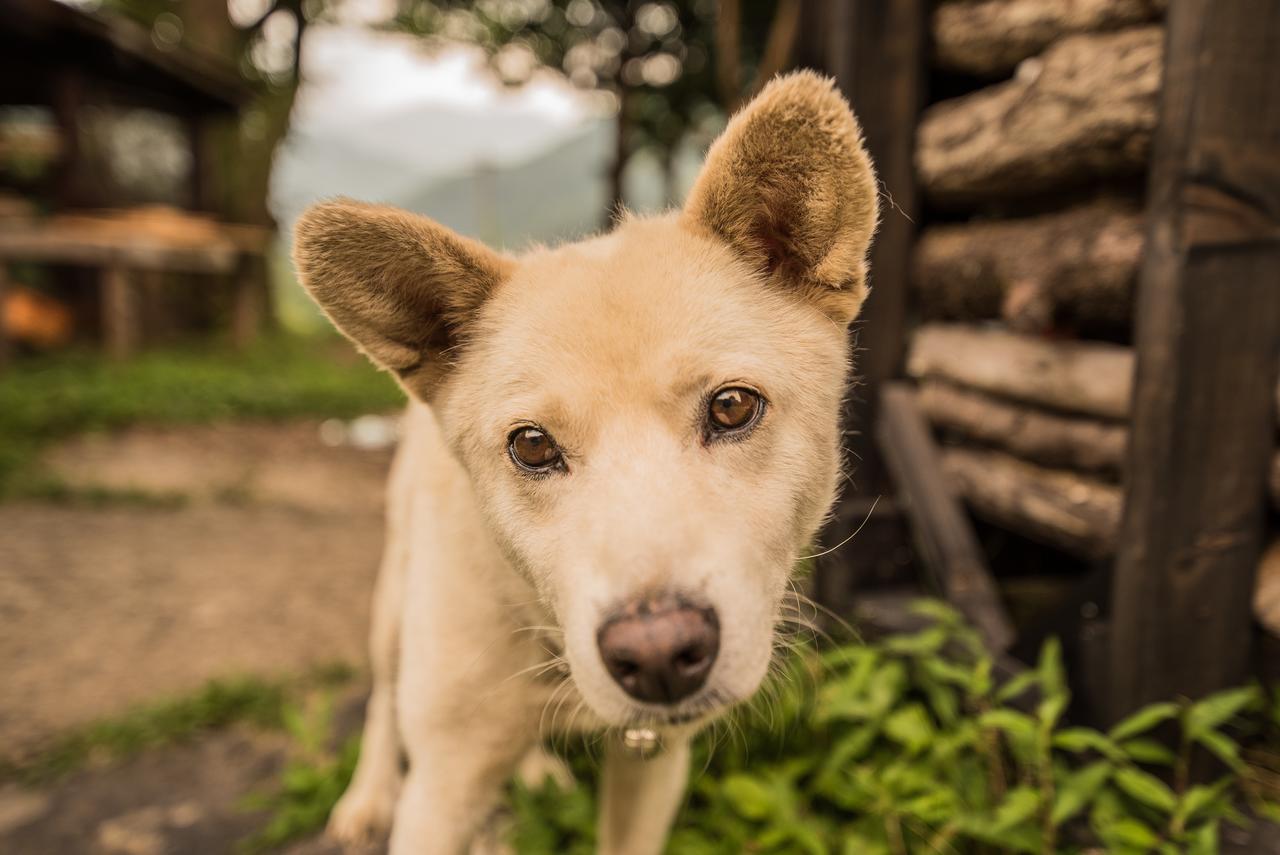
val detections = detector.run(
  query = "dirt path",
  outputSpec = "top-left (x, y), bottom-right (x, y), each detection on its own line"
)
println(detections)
top-left (0, 420), bottom-right (393, 759)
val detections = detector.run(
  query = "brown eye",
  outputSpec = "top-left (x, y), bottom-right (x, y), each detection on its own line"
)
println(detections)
top-left (509, 426), bottom-right (563, 472)
top-left (708, 387), bottom-right (763, 433)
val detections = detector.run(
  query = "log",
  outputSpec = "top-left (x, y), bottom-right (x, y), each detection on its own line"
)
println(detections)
top-left (1256, 540), bottom-right (1280, 637)
top-left (912, 201), bottom-right (1143, 334)
top-left (877, 384), bottom-right (1016, 652)
top-left (941, 446), bottom-right (1122, 559)
top-left (917, 380), bottom-right (1127, 474)
top-left (933, 0), bottom-right (1166, 77)
top-left (917, 27), bottom-right (1164, 207)
top-left (906, 323), bottom-right (1134, 420)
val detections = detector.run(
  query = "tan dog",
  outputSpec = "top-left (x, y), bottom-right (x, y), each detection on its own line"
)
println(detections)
top-left (293, 71), bottom-right (877, 855)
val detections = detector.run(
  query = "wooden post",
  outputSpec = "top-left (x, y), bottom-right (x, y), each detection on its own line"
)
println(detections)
top-left (101, 264), bottom-right (138, 359)
top-left (1107, 0), bottom-right (1280, 719)
top-left (231, 253), bottom-right (267, 347)
top-left (878, 384), bottom-right (1016, 652)
top-left (812, 0), bottom-right (928, 599)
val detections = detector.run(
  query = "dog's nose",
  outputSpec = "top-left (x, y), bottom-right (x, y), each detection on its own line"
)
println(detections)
top-left (597, 597), bottom-right (719, 704)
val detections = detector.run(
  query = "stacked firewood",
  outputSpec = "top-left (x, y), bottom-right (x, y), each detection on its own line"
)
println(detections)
top-left (907, 0), bottom-right (1280, 605)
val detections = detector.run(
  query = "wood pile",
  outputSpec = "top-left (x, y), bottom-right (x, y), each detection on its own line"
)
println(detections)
top-left (908, 1), bottom-right (1280, 595)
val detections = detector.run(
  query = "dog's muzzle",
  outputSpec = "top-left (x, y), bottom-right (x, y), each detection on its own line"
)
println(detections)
top-left (596, 594), bottom-right (719, 705)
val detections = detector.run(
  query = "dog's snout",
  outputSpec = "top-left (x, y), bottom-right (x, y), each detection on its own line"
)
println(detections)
top-left (597, 597), bottom-right (719, 704)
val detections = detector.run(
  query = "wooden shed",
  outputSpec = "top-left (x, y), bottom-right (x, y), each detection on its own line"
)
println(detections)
top-left (804, 0), bottom-right (1280, 726)
top-left (0, 0), bottom-right (270, 362)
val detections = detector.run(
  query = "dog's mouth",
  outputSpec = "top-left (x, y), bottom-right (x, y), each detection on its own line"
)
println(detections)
top-left (623, 686), bottom-right (738, 729)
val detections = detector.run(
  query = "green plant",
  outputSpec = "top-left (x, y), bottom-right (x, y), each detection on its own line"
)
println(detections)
top-left (509, 601), bottom-right (1275, 854)
top-left (0, 663), bottom-right (354, 786)
top-left (0, 335), bottom-right (403, 498)
top-left (239, 693), bottom-right (360, 853)
top-left (241, 603), bottom-right (1276, 853)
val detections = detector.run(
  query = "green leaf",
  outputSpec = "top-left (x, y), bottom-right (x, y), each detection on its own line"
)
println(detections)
top-left (882, 625), bottom-right (949, 656)
top-left (1173, 778), bottom-right (1232, 829)
top-left (1051, 761), bottom-right (1112, 825)
top-left (1109, 702), bottom-right (1180, 741)
top-left (908, 599), bottom-right (963, 625)
top-left (883, 703), bottom-right (934, 756)
top-left (1184, 820), bottom-right (1219, 855)
top-left (994, 668), bottom-right (1041, 704)
top-left (1104, 817), bottom-right (1161, 850)
top-left (992, 786), bottom-right (1041, 831)
top-left (1114, 767), bottom-right (1177, 813)
top-left (979, 709), bottom-right (1037, 741)
top-left (1037, 694), bottom-right (1068, 732)
top-left (1194, 728), bottom-right (1245, 773)
top-left (1186, 686), bottom-right (1260, 738)
top-left (1121, 738), bottom-right (1177, 766)
top-left (1037, 637), bottom-right (1066, 700)
top-left (722, 775), bottom-right (775, 821)
top-left (1053, 727), bottom-right (1124, 761)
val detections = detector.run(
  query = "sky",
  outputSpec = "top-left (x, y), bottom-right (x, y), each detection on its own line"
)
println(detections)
top-left (268, 21), bottom-right (616, 232)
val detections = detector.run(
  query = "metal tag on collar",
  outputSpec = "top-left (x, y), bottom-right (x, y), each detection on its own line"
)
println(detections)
top-left (622, 727), bottom-right (662, 759)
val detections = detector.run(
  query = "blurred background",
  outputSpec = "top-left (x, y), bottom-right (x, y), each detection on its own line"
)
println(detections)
top-left (0, 0), bottom-right (1277, 852)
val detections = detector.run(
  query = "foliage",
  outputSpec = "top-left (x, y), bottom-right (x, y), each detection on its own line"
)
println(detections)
top-left (510, 602), bottom-right (1277, 854)
top-left (391, 0), bottom-right (797, 197)
top-left (0, 663), bottom-right (354, 787)
top-left (0, 334), bottom-right (404, 499)
top-left (239, 693), bottom-right (361, 853)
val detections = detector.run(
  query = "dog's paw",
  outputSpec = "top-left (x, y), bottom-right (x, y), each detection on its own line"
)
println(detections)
top-left (326, 785), bottom-right (396, 846)
top-left (515, 745), bottom-right (576, 790)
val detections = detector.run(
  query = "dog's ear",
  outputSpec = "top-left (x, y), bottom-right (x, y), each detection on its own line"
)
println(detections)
top-left (293, 200), bottom-right (513, 401)
top-left (682, 71), bottom-right (879, 324)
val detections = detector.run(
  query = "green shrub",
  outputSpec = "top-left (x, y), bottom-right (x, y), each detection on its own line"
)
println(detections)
top-left (512, 601), bottom-right (1277, 855)
top-left (246, 602), bottom-right (1277, 853)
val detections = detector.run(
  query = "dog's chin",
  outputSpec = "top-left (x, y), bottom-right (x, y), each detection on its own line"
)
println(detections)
top-left (581, 686), bottom-right (739, 733)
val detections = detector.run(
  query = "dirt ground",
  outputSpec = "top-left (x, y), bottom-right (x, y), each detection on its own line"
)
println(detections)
top-left (0, 420), bottom-right (392, 758)
top-left (3, 420), bottom-right (1279, 854)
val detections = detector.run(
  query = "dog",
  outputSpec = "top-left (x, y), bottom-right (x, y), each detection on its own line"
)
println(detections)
top-left (292, 70), bottom-right (878, 855)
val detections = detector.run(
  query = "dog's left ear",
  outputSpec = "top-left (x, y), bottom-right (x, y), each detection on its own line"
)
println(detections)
top-left (682, 71), bottom-right (879, 324)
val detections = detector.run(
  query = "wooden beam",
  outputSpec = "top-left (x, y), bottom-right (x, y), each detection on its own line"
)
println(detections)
top-left (814, 0), bottom-right (928, 601)
top-left (101, 265), bottom-right (137, 359)
top-left (1107, 0), bottom-right (1280, 719)
top-left (877, 384), bottom-right (1016, 652)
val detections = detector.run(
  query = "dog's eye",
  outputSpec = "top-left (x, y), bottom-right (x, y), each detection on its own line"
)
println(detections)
top-left (707, 387), bottom-right (763, 434)
top-left (509, 426), bottom-right (563, 472)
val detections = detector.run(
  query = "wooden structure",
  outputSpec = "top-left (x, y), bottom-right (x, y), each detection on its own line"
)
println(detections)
top-left (0, 0), bottom-right (270, 363)
top-left (807, 0), bottom-right (1280, 724)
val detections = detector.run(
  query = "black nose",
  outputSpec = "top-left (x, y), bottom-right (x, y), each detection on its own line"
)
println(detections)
top-left (597, 596), bottom-right (719, 704)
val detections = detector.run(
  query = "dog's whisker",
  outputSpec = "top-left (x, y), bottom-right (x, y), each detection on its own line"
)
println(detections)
top-left (796, 494), bottom-right (880, 561)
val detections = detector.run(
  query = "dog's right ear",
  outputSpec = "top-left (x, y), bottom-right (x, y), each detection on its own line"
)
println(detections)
top-left (293, 200), bottom-right (513, 401)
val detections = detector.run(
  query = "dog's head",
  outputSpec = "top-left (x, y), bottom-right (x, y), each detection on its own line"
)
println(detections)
top-left (294, 72), bottom-right (877, 728)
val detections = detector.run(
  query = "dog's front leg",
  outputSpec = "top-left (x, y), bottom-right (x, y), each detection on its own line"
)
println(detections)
top-left (597, 733), bottom-right (691, 855)
top-left (388, 719), bottom-right (533, 855)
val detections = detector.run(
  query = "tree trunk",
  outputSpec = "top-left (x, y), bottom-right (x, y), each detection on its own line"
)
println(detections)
top-left (918, 380), bottom-right (1127, 474)
top-left (941, 446), bottom-right (1122, 559)
top-left (912, 200), bottom-right (1143, 335)
top-left (906, 323), bottom-right (1134, 420)
top-left (1271, 450), bottom-right (1280, 513)
top-left (917, 26), bottom-right (1163, 207)
top-left (932, 0), bottom-right (1166, 77)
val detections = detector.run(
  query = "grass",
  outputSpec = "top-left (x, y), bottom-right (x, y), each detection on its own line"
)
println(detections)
top-left (0, 662), bottom-right (356, 787)
top-left (0, 334), bottom-right (405, 499)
